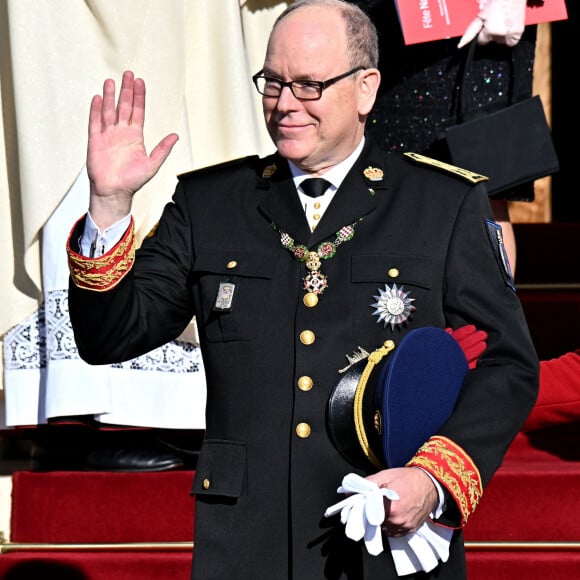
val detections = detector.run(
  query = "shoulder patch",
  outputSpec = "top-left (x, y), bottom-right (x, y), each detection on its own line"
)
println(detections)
top-left (404, 152), bottom-right (488, 184)
top-left (178, 155), bottom-right (259, 181)
top-left (485, 219), bottom-right (516, 291)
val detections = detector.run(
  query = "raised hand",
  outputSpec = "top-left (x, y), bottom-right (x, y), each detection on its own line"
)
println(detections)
top-left (87, 70), bottom-right (179, 229)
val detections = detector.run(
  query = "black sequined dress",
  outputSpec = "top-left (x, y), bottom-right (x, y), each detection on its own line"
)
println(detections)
top-left (350, 0), bottom-right (537, 200)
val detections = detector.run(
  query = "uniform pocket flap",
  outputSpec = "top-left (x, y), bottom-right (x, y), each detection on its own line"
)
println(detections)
top-left (351, 254), bottom-right (431, 289)
top-left (194, 248), bottom-right (275, 279)
top-left (192, 439), bottom-right (247, 498)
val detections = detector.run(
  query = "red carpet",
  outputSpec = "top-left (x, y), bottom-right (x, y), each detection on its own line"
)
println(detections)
top-left (3, 425), bottom-right (580, 579)
top-left (0, 551), bottom-right (192, 580)
top-left (9, 470), bottom-right (195, 543)
top-left (465, 426), bottom-right (580, 542)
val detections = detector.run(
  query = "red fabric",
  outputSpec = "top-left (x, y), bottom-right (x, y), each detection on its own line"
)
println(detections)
top-left (8, 427), bottom-right (580, 579)
top-left (466, 551), bottom-right (580, 580)
top-left (408, 435), bottom-right (482, 526)
top-left (12, 426), bottom-right (580, 546)
top-left (1, 549), bottom-right (577, 580)
top-left (465, 425), bottom-right (580, 541)
top-left (10, 471), bottom-right (195, 543)
top-left (0, 551), bottom-right (192, 580)
top-left (446, 324), bottom-right (580, 432)
top-left (523, 350), bottom-right (580, 432)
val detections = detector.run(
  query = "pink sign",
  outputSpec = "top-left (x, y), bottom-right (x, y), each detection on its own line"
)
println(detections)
top-left (395, 0), bottom-right (568, 45)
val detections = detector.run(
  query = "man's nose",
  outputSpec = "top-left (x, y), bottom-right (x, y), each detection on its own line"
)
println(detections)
top-left (275, 85), bottom-right (301, 109)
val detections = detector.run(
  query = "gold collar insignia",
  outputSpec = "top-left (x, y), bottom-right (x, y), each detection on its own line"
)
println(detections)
top-left (363, 166), bottom-right (383, 181)
top-left (262, 163), bottom-right (277, 178)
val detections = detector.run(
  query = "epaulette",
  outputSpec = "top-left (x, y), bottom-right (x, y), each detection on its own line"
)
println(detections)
top-left (177, 155), bottom-right (259, 181)
top-left (404, 152), bottom-right (488, 184)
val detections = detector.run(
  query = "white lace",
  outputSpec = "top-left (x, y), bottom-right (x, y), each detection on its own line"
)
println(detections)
top-left (3, 289), bottom-right (201, 374)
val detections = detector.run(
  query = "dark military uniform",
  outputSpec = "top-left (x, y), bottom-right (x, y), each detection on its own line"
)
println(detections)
top-left (68, 139), bottom-right (539, 579)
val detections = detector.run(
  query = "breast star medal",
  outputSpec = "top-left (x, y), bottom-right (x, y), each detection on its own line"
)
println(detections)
top-left (371, 283), bottom-right (415, 329)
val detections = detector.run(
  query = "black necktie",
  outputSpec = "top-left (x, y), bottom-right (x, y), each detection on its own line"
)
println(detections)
top-left (301, 178), bottom-right (331, 198)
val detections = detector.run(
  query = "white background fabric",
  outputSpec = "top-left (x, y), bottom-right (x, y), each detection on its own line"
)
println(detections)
top-left (0, 0), bottom-right (288, 426)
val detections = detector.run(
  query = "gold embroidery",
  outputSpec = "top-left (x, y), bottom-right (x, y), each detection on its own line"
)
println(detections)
top-left (363, 166), bottom-right (384, 181)
top-left (262, 163), bottom-right (277, 178)
top-left (407, 435), bottom-right (482, 526)
top-left (67, 218), bottom-right (136, 292)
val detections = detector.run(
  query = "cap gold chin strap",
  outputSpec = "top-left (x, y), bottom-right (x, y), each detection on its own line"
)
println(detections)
top-left (353, 340), bottom-right (396, 470)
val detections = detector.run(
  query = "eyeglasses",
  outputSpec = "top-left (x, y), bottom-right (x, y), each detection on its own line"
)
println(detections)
top-left (252, 66), bottom-right (365, 101)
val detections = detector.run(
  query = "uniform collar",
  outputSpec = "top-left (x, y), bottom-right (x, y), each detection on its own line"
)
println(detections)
top-left (257, 138), bottom-right (387, 247)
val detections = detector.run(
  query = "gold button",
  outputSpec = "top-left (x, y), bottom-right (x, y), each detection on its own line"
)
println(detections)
top-left (296, 423), bottom-right (311, 438)
top-left (313, 213), bottom-right (320, 221)
top-left (226, 261), bottom-right (238, 269)
top-left (388, 268), bottom-right (400, 278)
top-left (314, 202), bottom-right (321, 209)
top-left (297, 376), bottom-right (313, 391)
top-left (203, 478), bottom-right (211, 489)
top-left (300, 330), bottom-right (315, 345)
top-left (303, 292), bottom-right (319, 308)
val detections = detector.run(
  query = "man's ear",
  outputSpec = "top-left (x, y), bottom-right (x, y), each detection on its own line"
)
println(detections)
top-left (358, 68), bottom-right (381, 115)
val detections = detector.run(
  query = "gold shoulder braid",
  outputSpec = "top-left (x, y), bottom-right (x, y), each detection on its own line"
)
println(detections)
top-left (67, 215), bottom-right (136, 292)
top-left (404, 152), bottom-right (488, 184)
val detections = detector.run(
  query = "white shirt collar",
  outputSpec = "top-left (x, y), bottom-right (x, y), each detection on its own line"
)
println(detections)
top-left (289, 137), bottom-right (365, 192)
top-left (287, 138), bottom-right (365, 232)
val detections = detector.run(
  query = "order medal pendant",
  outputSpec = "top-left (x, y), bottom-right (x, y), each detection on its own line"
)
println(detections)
top-left (305, 251), bottom-right (321, 271)
top-left (304, 271), bottom-right (328, 295)
top-left (272, 218), bottom-right (361, 301)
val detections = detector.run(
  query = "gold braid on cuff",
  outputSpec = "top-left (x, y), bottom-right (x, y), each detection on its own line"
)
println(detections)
top-left (67, 215), bottom-right (136, 292)
top-left (407, 435), bottom-right (483, 526)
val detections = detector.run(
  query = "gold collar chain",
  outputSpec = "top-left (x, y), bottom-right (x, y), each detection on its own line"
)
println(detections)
top-left (272, 220), bottom-right (361, 305)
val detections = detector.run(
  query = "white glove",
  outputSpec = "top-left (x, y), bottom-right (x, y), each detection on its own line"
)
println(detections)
top-left (458, 0), bottom-right (527, 48)
top-left (388, 520), bottom-right (453, 576)
top-left (324, 473), bottom-right (399, 556)
top-left (324, 473), bottom-right (454, 576)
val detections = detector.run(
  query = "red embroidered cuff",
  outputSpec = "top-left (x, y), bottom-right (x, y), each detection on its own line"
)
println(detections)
top-left (407, 435), bottom-right (482, 526)
top-left (67, 215), bottom-right (136, 292)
